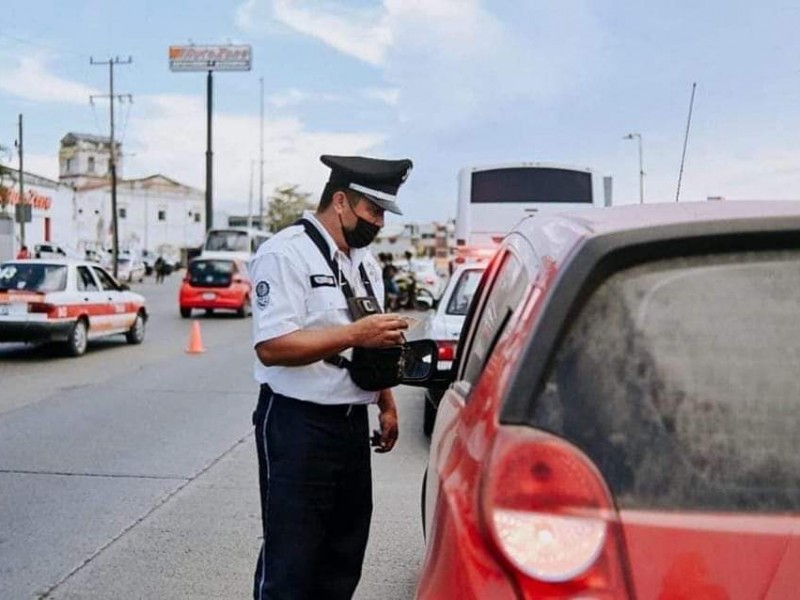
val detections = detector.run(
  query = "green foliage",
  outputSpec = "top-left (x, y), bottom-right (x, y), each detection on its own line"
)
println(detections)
top-left (265, 185), bottom-right (314, 233)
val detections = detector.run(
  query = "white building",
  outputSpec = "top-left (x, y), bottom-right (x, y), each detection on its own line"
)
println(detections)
top-left (58, 132), bottom-right (205, 255)
top-left (74, 175), bottom-right (205, 255)
top-left (59, 132), bottom-right (121, 189)
top-left (0, 167), bottom-right (77, 260)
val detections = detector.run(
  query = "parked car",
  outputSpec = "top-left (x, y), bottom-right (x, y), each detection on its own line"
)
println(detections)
top-left (417, 201), bottom-right (800, 599)
top-left (179, 257), bottom-right (251, 318)
top-left (420, 262), bottom-right (485, 435)
top-left (0, 259), bottom-right (147, 356)
top-left (33, 243), bottom-right (76, 259)
top-left (116, 257), bottom-right (146, 283)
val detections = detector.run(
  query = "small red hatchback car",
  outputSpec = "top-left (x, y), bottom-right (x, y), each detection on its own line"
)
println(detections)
top-left (418, 201), bottom-right (800, 599)
top-left (179, 257), bottom-right (251, 318)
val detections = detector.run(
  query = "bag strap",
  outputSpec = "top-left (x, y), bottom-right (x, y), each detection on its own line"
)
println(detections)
top-left (298, 218), bottom-right (374, 372)
top-left (298, 218), bottom-right (375, 299)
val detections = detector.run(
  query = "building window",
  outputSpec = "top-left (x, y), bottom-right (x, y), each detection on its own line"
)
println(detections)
top-left (88, 156), bottom-right (95, 173)
top-left (66, 158), bottom-right (75, 174)
top-left (158, 209), bottom-right (166, 222)
top-left (194, 213), bottom-right (201, 223)
top-left (119, 207), bottom-right (127, 219)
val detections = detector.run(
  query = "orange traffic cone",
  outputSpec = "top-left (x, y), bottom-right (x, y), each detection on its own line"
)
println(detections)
top-left (185, 320), bottom-right (206, 354)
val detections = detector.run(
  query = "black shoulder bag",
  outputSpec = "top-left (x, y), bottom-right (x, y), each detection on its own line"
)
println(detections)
top-left (300, 219), bottom-right (405, 391)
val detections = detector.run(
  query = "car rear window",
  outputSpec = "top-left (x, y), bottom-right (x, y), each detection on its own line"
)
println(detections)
top-left (189, 260), bottom-right (234, 287)
top-left (532, 250), bottom-right (800, 512)
top-left (445, 269), bottom-right (483, 316)
top-left (0, 263), bottom-right (68, 292)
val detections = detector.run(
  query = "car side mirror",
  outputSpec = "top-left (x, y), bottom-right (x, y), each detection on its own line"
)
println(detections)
top-left (399, 339), bottom-right (456, 389)
top-left (119, 283), bottom-right (130, 291)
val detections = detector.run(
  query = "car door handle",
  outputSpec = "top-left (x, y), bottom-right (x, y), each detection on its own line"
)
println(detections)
top-left (84, 297), bottom-right (90, 302)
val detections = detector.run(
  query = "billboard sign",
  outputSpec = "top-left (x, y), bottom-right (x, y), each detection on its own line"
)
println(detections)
top-left (169, 45), bottom-right (252, 72)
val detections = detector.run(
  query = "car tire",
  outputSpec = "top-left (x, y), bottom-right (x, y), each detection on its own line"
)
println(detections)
top-left (66, 319), bottom-right (88, 357)
top-left (236, 296), bottom-right (252, 319)
top-left (423, 396), bottom-right (437, 436)
top-left (180, 307), bottom-right (192, 318)
top-left (126, 312), bottom-right (145, 344)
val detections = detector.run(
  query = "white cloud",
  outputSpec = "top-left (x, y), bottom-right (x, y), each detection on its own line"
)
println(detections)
top-left (21, 153), bottom-right (60, 181)
top-left (270, 0), bottom-right (392, 66)
top-left (0, 54), bottom-right (99, 104)
top-left (267, 86), bottom-right (399, 109)
top-left (243, 1), bottom-right (605, 130)
top-left (124, 93), bottom-right (386, 211)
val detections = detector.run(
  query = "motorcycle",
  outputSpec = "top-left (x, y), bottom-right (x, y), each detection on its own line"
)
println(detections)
top-left (393, 270), bottom-right (436, 310)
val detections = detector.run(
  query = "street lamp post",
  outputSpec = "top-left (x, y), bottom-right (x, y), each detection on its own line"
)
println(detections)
top-left (623, 132), bottom-right (644, 204)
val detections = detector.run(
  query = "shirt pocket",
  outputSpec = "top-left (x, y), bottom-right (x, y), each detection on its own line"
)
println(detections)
top-left (306, 287), bottom-right (348, 313)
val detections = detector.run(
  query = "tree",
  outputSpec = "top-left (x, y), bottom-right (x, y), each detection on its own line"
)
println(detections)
top-left (265, 184), bottom-right (314, 233)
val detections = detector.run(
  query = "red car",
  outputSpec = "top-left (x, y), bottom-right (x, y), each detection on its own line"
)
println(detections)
top-left (418, 201), bottom-right (800, 599)
top-left (179, 257), bottom-right (251, 318)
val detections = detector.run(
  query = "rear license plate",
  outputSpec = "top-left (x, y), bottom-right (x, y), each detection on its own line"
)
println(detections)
top-left (202, 292), bottom-right (216, 300)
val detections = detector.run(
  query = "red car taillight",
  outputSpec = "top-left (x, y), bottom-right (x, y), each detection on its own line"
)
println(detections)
top-left (481, 427), bottom-right (630, 598)
top-left (28, 302), bottom-right (56, 316)
top-left (435, 340), bottom-right (456, 362)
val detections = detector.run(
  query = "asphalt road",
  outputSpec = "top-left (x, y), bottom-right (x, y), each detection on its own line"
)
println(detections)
top-left (0, 273), bottom-right (431, 599)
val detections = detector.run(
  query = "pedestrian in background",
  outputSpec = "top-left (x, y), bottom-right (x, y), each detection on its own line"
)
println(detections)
top-left (15, 245), bottom-right (30, 260)
top-left (248, 154), bottom-right (413, 599)
top-left (154, 256), bottom-right (165, 284)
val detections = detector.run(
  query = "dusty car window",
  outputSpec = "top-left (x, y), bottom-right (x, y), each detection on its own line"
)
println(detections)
top-left (533, 250), bottom-right (800, 512)
top-left (462, 252), bottom-right (528, 387)
top-left (0, 263), bottom-right (67, 292)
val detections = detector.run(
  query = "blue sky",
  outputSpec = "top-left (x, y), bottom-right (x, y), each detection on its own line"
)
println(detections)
top-left (1, 0), bottom-right (799, 224)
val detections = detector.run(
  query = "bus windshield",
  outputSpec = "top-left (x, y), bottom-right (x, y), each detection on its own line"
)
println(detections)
top-left (204, 230), bottom-right (250, 253)
top-left (471, 167), bottom-right (593, 204)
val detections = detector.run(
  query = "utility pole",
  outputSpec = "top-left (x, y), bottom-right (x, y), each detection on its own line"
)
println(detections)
top-left (248, 159), bottom-right (254, 229)
top-left (623, 132), bottom-right (645, 204)
top-left (675, 82), bottom-right (697, 203)
top-left (206, 69), bottom-right (213, 231)
top-left (90, 56), bottom-right (132, 279)
top-left (17, 114), bottom-right (25, 248)
top-left (259, 76), bottom-right (265, 231)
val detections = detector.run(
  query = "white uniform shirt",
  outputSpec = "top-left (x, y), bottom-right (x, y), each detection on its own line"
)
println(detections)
top-left (248, 211), bottom-right (385, 405)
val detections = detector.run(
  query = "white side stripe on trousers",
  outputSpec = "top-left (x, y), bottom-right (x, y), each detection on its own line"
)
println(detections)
top-left (258, 395), bottom-right (275, 600)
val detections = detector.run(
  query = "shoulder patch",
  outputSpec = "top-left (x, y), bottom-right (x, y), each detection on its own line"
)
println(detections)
top-left (255, 280), bottom-right (271, 309)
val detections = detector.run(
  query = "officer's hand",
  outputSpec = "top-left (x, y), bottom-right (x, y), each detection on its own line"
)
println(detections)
top-left (375, 404), bottom-right (398, 453)
top-left (352, 313), bottom-right (408, 348)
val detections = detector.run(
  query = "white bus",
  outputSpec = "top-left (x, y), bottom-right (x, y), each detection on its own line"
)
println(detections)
top-left (455, 162), bottom-right (611, 248)
top-left (201, 227), bottom-right (271, 262)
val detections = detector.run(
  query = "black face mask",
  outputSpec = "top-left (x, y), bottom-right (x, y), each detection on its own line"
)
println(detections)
top-left (339, 204), bottom-right (381, 249)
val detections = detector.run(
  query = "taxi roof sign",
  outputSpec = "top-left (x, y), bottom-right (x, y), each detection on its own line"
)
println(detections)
top-left (169, 45), bottom-right (252, 72)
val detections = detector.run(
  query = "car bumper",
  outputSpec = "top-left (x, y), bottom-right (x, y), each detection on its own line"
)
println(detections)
top-left (180, 290), bottom-right (246, 310)
top-left (0, 319), bottom-right (75, 343)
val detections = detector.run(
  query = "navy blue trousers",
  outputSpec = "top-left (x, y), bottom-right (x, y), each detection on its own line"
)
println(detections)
top-left (252, 384), bottom-right (373, 600)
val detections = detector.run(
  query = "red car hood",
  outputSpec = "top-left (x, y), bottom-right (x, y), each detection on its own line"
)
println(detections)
top-left (620, 510), bottom-right (800, 599)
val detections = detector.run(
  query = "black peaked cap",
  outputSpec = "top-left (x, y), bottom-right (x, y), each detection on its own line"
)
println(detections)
top-left (321, 154), bottom-right (413, 215)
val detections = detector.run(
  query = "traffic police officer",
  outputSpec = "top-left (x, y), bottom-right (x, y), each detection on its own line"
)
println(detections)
top-left (249, 154), bottom-right (413, 600)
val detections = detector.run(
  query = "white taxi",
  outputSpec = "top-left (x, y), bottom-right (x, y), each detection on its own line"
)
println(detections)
top-left (0, 259), bottom-right (147, 356)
